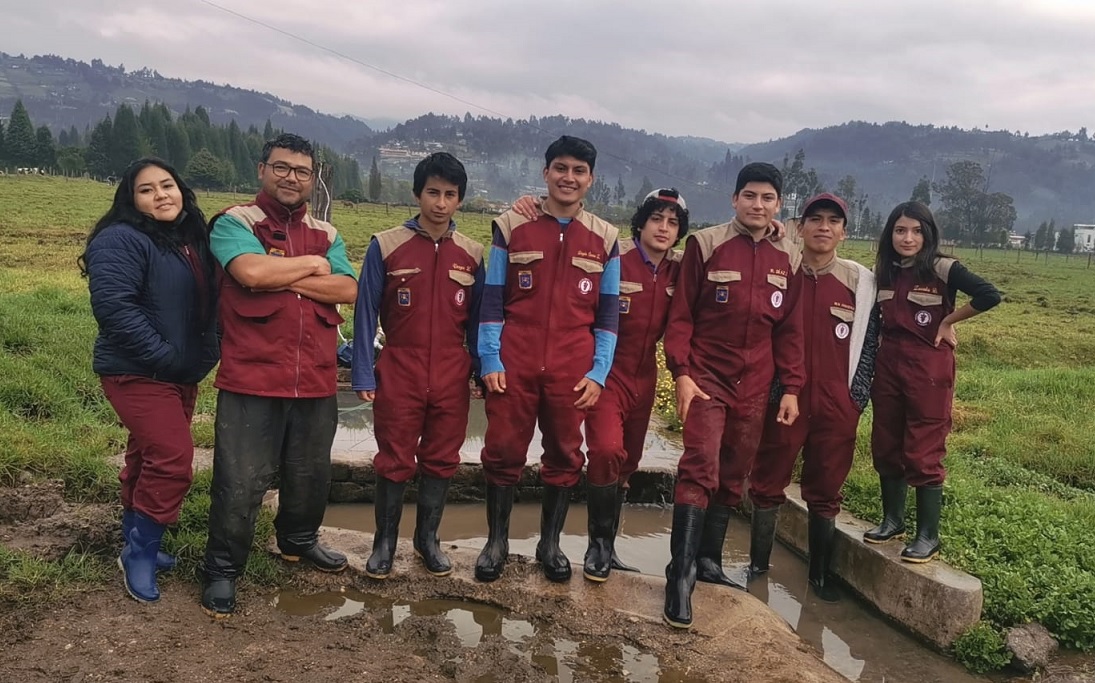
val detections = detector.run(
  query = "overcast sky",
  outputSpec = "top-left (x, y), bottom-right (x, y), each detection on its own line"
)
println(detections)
top-left (3, 0), bottom-right (1095, 143)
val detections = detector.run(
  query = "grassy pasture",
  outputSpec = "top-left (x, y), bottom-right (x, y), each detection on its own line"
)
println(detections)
top-left (1, 175), bottom-right (1094, 665)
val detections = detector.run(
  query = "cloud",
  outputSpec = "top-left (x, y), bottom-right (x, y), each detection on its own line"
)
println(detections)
top-left (3, 0), bottom-right (1094, 142)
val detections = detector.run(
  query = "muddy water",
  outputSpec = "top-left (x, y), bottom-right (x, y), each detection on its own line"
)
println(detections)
top-left (334, 394), bottom-right (683, 470)
top-left (274, 590), bottom-right (702, 682)
top-left (319, 503), bottom-right (989, 683)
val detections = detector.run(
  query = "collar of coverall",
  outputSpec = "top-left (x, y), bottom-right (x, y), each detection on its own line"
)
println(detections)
top-left (730, 217), bottom-right (777, 241)
top-left (802, 252), bottom-right (840, 277)
top-left (404, 217), bottom-right (456, 240)
top-left (540, 199), bottom-right (586, 222)
top-left (896, 256), bottom-right (917, 268)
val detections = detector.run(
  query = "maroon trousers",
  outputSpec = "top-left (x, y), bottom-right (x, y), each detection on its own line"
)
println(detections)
top-left (100, 375), bottom-right (198, 525)
top-left (870, 339), bottom-right (955, 487)
top-left (373, 377), bottom-right (469, 483)
top-left (481, 365), bottom-right (587, 488)
top-left (749, 382), bottom-right (860, 518)
top-left (584, 374), bottom-right (656, 487)
top-left (674, 377), bottom-right (768, 509)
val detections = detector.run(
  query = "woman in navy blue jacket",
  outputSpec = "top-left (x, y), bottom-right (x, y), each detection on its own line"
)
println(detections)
top-left (80, 158), bottom-right (219, 603)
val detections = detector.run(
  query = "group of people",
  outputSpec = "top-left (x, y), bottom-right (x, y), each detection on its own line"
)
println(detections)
top-left (81, 131), bottom-right (999, 628)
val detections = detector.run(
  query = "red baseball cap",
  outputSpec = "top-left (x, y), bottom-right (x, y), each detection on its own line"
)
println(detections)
top-left (801, 193), bottom-right (848, 220)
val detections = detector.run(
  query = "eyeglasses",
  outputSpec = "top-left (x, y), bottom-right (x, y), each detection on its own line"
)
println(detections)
top-left (264, 162), bottom-right (314, 181)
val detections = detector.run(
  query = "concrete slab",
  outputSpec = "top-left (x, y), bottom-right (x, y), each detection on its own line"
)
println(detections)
top-left (774, 483), bottom-right (983, 650)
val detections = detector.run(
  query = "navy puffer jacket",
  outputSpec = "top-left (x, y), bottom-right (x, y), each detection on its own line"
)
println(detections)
top-left (86, 223), bottom-right (219, 384)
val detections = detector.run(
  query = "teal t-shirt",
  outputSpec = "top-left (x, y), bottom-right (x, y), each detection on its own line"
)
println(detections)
top-left (210, 214), bottom-right (356, 278)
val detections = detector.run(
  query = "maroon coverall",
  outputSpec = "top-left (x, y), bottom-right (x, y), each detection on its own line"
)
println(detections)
top-left (480, 210), bottom-right (620, 488)
top-left (664, 220), bottom-right (805, 509)
top-left (585, 238), bottom-right (680, 486)
top-left (871, 259), bottom-right (959, 487)
top-left (368, 225), bottom-right (483, 483)
top-left (750, 258), bottom-right (867, 518)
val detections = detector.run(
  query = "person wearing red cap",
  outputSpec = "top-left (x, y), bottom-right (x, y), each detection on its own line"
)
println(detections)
top-left (662, 162), bottom-right (805, 629)
top-left (864, 202), bottom-right (999, 563)
top-left (747, 192), bottom-right (879, 601)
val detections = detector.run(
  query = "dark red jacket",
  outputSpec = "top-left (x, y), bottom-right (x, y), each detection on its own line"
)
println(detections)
top-left (665, 219), bottom-right (805, 399)
top-left (213, 192), bottom-right (346, 398)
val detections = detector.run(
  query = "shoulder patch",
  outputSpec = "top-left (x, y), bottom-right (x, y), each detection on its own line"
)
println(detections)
top-left (830, 258), bottom-right (861, 293)
top-left (373, 226), bottom-right (416, 260)
top-left (452, 231), bottom-right (485, 264)
top-left (934, 257), bottom-right (957, 284)
top-left (666, 248), bottom-right (684, 263)
top-left (492, 209), bottom-right (533, 244)
top-left (578, 211), bottom-right (620, 255)
top-left (618, 237), bottom-right (636, 256)
top-left (690, 223), bottom-right (734, 263)
top-left (223, 204), bottom-right (267, 231)
top-left (768, 235), bottom-right (803, 274)
top-left (302, 214), bottom-right (338, 245)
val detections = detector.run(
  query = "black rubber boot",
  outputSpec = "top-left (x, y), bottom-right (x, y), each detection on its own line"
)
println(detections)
top-left (120, 511), bottom-right (165, 603)
top-left (413, 476), bottom-right (453, 577)
top-left (748, 506), bottom-right (779, 577)
top-left (583, 483), bottom-right (617, 582)
top-left (535, 485), bottom-right (573, 582)
top-left (808, 513), bottom-right (840, 602)
top-left (365, 477), bottom-right (407, 579)
top-left (609, 487), bottom-right (639, 572)
top-left (475, 484), bottom-right (514, 582)
top-left (696, 504), bottom-right (746, 589)
top-left (863, 476), bottom-right (908, 544)
top-left (123, 509), bottom-right (175, 572)
top-left (663, 504), bottom-right (705, 629)
top-left (901, 485), bottom-right (943, 563)
top-left (199, 565), bottom-right (236, 619)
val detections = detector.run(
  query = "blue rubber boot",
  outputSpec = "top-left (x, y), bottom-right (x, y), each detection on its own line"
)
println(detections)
top-left (121, 511), bottom-right (166, 603)
top-left (122, 509), bottom-right (176, 571)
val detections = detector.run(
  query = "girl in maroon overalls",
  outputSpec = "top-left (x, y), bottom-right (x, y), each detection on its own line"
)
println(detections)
top-left (865, 201), bottom-right (1000, 562)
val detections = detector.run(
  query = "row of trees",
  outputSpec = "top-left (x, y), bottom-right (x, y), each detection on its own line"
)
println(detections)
top-left (0, 99), bottom-right (362, 197)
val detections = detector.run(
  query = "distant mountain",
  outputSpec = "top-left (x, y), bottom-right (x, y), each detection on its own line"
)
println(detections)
top-left (0, 52), bottom-right (373, 150)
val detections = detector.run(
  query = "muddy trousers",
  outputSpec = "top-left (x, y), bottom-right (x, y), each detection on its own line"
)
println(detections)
top-left (584, 379), bottom-right (656, 487)
top-left (674, 383), bottom-right (768, 510)
top-left (100, 375), bottom-right (198, 525)
top-left (749, 384), bottom-right (860, 518)
top-left (202, 390), bottom-right (338, 579)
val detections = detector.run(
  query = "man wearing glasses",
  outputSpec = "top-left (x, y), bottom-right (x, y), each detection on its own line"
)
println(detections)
top-left (198, 133), bottom-right (358, 617)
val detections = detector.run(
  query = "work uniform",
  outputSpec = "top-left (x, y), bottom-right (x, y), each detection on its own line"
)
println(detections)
top-left (584, 237), bottom-right (680, 486)
top-left (478, 208), bottom-right (620, 487)
top-left (750, 256), bottom-right (878, 518)
top-left (664, 219), bottom-right (805, 509)
top-left (351, 219), bottom-right (484, 483)
top-left (202, 190), bottom-right (357, 580)
top-left (871, 257), bottom-right (1000, 485)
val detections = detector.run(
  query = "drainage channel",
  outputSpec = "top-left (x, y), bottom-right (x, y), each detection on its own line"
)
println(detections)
top-left (302, 503), bottom-right (989, 683)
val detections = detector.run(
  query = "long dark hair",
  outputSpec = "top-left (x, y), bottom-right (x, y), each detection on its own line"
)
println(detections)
top-left (78, 157), bottom-right (209, 276)
top-left (874, 201), bottom-right (948, 287)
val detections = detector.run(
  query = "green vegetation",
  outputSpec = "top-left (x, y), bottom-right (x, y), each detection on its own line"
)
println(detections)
top-left (2, 177), bottom-right (1094, 670)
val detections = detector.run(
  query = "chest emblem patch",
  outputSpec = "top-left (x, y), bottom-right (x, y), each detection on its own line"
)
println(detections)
top-left (455, 289), bottom-right (465, 306)
top-left (518, 271), bottom-right (533, 290)
top-left (578, 277), bottom-right (593, 294)
top-left (619, 296), bottom-right (631, 314)
top-left (771, 291), bottom-right (784, 309)
top-left (715, 285), bottom-right (729, 304)
top-left (835, 322), bottom-right (850, 340)
top-left (915, 310), bottom-right (932, 327)
top-left (398, 288), bottom-right (411, 307)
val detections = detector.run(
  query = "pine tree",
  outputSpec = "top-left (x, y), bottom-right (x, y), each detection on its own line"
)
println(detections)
top-left (84, 116), bottom-right (114, 178)
top-left (6, 100), bottom-right (39, 167)
top-left (165, 125), bottom-right (191, 170)
top-left (0, 119), bottom-right (6, 164)
top-left (35, 126), bottom-right (56, 169)
top-left (111, 104), bottom-right (142, 174)
top-left (368, 156), bottom-right (381, 201)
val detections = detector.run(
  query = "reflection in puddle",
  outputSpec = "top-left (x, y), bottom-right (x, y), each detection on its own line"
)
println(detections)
top-left (273, 590), bottom-right (699, 682)
top-left (322, 503), bottom-right (988, 683)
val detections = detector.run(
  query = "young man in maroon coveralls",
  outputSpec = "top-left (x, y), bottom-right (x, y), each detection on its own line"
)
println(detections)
top-left (747, 193), bottom-right (879, 602)
top-left (476, 136), bottom-right (621, 584)
top-left (352, 152), bottom-right (484, 580)
top-left (662, 162), bottom-right (805, 629)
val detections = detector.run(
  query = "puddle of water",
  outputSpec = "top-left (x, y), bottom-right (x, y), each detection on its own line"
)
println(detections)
top-left (324, 503), bottom-right (990, 683)
top-left (272, 589), bottom-right (697, 682)
top-left (333, 391), bottom-right (683, 470)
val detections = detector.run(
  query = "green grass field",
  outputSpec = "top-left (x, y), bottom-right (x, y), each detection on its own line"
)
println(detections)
top-left (1, 175), bottom-right (1094, 668)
